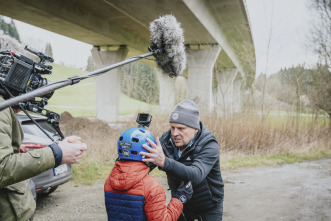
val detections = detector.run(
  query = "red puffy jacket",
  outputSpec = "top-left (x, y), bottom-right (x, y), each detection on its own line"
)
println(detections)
top-left (104, 160), bottom-right (183, 220)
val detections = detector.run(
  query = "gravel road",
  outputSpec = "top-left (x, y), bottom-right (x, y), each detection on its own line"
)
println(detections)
top-left (34, 159), bottom-right (331, 221)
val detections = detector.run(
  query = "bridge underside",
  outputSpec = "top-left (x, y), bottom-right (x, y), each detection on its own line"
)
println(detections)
top-left (0, 0), bottom-right (255, 121)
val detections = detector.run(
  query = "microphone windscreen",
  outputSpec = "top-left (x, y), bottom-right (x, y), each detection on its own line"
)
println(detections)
top-left (149, 14), bottom-right (186, 78)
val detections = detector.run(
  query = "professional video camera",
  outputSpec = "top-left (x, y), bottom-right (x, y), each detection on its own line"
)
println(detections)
top-left (0, 46), bottom-right (63, 139)
top-left (0, 46), bottom-right (53, 96)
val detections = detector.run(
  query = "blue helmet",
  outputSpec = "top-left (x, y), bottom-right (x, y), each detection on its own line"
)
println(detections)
top-left (117, 127), bottom-right (156, 161)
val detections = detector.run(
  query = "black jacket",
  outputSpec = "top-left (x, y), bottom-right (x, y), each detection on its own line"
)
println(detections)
top-left (160, 121), bottom-right (224, 213)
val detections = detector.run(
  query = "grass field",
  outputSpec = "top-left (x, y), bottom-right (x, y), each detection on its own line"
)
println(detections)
top-left (45, 63), bottom-right (158, 117)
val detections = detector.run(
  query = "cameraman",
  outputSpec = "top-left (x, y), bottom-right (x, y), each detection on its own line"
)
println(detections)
top-left (0, 94), bottom-right (88, 221)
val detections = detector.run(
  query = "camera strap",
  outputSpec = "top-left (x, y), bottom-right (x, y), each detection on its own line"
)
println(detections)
top-left (1, 82), bottom-right (55, 142)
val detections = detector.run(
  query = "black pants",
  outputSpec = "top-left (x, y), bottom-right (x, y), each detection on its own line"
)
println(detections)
top-left (179, 202), bottom-right (223, 221)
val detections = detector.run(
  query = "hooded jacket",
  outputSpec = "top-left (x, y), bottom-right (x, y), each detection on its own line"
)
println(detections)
top-left (159, 122), bottom-right (224, 214)
top-left (104, 160), bottom-right (183, 221)
top-left (0, 96), bottom-right (56, 221)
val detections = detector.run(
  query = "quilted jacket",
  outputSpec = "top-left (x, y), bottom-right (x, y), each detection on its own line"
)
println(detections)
top-left (104, 160), bottom-right (182, 221)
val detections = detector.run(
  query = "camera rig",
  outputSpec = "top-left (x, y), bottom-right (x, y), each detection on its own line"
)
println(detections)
top-left (0, 46), bottom-right (63, 140)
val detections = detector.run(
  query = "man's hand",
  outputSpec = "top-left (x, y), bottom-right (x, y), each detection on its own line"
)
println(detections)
top-left (58, 136), bottom-right (87, 164)
top-left (175, 181), bottom-right (193, 204)
top-left (141, 137), bottom-right (165, 168)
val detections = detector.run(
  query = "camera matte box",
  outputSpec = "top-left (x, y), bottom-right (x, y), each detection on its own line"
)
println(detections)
top-left (4, 58), bottom-right (33, 93)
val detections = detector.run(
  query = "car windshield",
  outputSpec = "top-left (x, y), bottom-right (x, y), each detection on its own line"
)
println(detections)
top-left (21, 121), bottom-right (62, 142)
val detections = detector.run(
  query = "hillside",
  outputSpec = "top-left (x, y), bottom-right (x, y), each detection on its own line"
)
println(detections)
top-left (45, 63), bottom-right (158, 117)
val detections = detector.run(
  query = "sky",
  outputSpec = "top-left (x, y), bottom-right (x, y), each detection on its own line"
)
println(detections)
top-left (2, 0), bottom-right (319, 75)
top-left (245, 0), bottom-right (318, 75)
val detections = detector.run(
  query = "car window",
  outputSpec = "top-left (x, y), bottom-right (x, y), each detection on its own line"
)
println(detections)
top-left (21, 121), bottom-right (62, 141)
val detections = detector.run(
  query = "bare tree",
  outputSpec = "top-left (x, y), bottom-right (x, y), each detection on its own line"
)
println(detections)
top-left (282, 65), bottom-right (307, 114)
top-left (259, 0), bottom-right (275, 115)
top-left (231, 34), bottom-right (257, 113)
top-left (214, 67), bottom-right (233, 118)
top-left (309, 0), bottom-right (331, 67)
top-left (307, 0), bottom-right (331, 129)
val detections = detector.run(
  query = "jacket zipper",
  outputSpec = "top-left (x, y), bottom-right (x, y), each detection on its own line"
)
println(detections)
top-left (170, 138), bottom-right (195, 161)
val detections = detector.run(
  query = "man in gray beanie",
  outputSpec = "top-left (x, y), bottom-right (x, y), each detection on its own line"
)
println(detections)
top-left (141, 99), bottom-right (224, 221)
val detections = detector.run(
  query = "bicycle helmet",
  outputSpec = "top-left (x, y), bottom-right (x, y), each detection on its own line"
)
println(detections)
top-left (117, 127), bottom-right (156, 161)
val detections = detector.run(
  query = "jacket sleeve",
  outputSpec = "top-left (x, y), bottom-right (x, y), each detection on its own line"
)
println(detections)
top-left (162, 140), bottom-right (219, 186)
top-left (0, 106), bottom-right (55, 189)
top-left (144, 176), bottom-right (183, 221)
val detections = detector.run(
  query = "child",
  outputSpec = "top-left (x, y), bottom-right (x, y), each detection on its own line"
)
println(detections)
top-left (104, 125), bottom-right (192, 221)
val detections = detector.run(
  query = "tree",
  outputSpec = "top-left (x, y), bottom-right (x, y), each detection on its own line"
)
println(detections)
top-left (8, 20), bottom-right (20, 42)
top-left (0, 17), bottom-right (21, 42)
top-left (307, 65), bottom-right (331, 128)
top-left (309, 0), bottom-right (331, 67)
top-left (121, 62), bottom-right (159, 104)
top-left (307, 0), bottom-right (331, 129)
top-left (45, 42), bottom-right (53, 58)
top-left (280, 65), bottom-right (308, 113)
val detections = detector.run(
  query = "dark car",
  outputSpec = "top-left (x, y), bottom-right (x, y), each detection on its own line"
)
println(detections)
top-left (17, 113), bottom-right (72, 196)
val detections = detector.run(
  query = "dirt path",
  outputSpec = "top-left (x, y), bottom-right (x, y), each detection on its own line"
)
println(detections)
top-left (34, 159), bottom-right (331, 221)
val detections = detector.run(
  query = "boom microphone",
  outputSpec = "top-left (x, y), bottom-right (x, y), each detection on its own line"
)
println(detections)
top-left (149, 14), bottom-right (186, 78)
top-left (0, 14), bottom-right (186, 111)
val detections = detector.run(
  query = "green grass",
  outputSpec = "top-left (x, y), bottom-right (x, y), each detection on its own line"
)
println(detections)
top-left (72, 160), bottom-right (114, 185)
top-left (71, 159), bottom-right (169, 185)
top-left (44, 63), bottom-right (159, 117)
top-left (48, 92), bottom-right (159, 117)
top-left (47, 63), bottom-right (89, 82)
top-left (221, 149), bottom-right (331, 170)
top-left (265, 115), bottom-right (330, 129)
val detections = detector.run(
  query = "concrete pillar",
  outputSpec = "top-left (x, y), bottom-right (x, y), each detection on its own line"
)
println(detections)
top-left (215, 68), bottom-right (239, 117)
top-left (232, 76), bottom-right (243, 113)
top-left (186, 45), bottom-right (221, 111)
top-left (157, 70), bottom-right (176, 113)
top-left (91, 46), bottom-right (128, 122)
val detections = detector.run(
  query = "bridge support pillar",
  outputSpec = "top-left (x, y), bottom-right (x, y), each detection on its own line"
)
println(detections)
top-left (215, 68), bottom-right (242, 117)
top-left (91, 46), bottom-right (128, 122)
top-left (157, 70), bottom-right (176, 113)
top-left (186, 45), bottom-right (221, 112)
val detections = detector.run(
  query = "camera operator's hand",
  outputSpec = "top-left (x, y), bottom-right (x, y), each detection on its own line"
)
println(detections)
top-left (58, 136), bottom-right (87, 164)
top-left (175, 181), bottom-right (193, 204)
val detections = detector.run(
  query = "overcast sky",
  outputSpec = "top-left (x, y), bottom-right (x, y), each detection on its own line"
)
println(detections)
top-left (2, 0), bottom-right (318, 75)
top-left (10, 21), bottom-right (93, 69)
top-left (245, 0), bottom-right (318, 75)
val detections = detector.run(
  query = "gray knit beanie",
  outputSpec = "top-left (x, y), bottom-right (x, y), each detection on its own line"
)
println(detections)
top-left (169, 99), bottom-right (200, 129)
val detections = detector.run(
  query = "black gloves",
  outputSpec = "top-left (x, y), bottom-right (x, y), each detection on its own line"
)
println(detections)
top-left (175, 181), bottom-right (193, 204)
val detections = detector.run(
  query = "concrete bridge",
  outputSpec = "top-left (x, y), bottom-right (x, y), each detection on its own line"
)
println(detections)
top-left (0, 0), bottom-right (255, 122)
